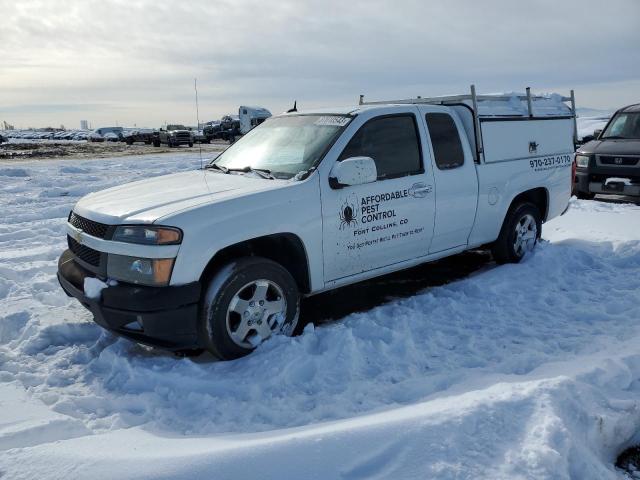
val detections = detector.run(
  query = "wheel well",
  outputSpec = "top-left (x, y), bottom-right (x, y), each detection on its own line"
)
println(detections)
top-left (509, 187), bottom-right (549, 221)
top-left (199, 233), bottom-right (311, 294)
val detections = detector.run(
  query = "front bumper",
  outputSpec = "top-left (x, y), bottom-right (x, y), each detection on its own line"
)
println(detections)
top-left (169, 134), bottom-right (192, 145)
top-left (575, 171), bottom-right (640, 196)
top-left (57, 249), bottom-right (201, 350)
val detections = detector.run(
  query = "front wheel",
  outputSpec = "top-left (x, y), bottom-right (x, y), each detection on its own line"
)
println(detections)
top-left (199, 257), bottom-right (300, 360)
top-left (491, 203), bottom-right (542, 264)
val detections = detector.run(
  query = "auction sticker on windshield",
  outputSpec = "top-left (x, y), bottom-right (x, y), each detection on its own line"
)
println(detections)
top-left (314, 116), bottom-right (351, 127)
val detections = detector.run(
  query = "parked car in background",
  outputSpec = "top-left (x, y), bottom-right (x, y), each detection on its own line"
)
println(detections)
top-left (103, 132), bottom-right (120, 142)
top-left (89, 127), bottom-right (124, 142)
top-left (73, 131), bottom-right (91, 141)
top-left (122, 129), bottom-right (154, 145)
top-left (203, 116), bottom-right (240, 143)
top-left (153, 125), bottom-right (194, 148)
top-left (220, 115), bottom-right (240, 133)
top-left (574, 103), bottom-right (640, 199)
top-left (191, 129), bottom-right (208, 144)
top-left (201, 121), bottom-right (221, 143)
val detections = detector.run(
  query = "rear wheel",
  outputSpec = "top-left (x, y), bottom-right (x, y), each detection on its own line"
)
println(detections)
top-left (199, 257), bottom-right (300, 360)
top-left (492, 203), bottom-right (541, 264)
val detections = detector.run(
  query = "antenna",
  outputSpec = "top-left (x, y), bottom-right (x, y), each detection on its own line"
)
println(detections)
top-left (194, 78), bottom-right (203, 169)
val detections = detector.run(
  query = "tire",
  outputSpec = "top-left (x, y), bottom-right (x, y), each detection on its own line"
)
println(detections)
top-left (189, 142), bottom-right (194, 148)
top-left (576, 190), bottom-right (595, 200)
top-left (125, 139), bottom-right (133, 145)
top-left (199, 257), bottom-right (300, 360)
top-left (491, 202), bottom-right (542, 264)
top-left (153, 139), bottom-right (160, 147)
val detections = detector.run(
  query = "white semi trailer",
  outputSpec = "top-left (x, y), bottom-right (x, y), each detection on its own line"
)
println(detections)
top-left (239, 106), bottom-right (272, 135)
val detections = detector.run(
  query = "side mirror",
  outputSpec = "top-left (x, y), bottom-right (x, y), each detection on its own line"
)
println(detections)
top-left (593, 129), bottom-right (602, 139)
top-left (329, 156), bottom-right (377, 188)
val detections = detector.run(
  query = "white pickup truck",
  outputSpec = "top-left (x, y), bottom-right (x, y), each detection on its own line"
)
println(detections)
top-left (58, 86), bottom-right (576, 359)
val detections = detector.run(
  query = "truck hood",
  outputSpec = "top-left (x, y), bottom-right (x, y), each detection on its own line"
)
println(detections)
top-left (73, 170), bottom-right (286, 224)
top-left (578, 139), bottom-right (640, 155)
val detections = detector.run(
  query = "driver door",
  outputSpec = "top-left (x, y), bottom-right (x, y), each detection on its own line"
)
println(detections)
top-left (320, 107), bottom-right (436, 282)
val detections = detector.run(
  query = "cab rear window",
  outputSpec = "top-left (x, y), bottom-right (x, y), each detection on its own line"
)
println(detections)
top-left (425, 113), bottom-right (465, 170)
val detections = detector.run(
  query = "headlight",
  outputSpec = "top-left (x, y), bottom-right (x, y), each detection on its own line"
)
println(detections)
top-left (575, 154), bottom-right (590, 168)
top-left (112, 226), bottom-right (182, 245)
top-left (107, 254), bottom-right (175, 286)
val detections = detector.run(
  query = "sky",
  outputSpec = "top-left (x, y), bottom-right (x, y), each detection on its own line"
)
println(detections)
top-left (1, 0), bottom-right (639, 129)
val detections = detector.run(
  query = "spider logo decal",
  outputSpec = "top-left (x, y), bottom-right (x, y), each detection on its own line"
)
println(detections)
top-left (339, 196), bottom-right (359, 230)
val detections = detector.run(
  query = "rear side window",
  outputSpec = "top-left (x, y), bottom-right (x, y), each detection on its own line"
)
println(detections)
top-left (339, 115), bottom-right (422, 180)
top-left (425, 113), bottom-right (464, 170)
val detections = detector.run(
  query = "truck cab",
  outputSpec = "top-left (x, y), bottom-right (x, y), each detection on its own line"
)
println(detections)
top-left (58, 87), bottom-right (575, 360)
top-left (239, 106), bottom-right (272, 135)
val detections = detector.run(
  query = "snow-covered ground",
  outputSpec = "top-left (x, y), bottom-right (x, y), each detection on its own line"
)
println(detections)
top-left (0, 152), bottom-right (639, 479)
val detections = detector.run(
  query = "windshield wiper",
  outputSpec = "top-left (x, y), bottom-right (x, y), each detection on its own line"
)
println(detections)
top-left (602, 135), bottom-right (628, 139)
top-left (204, 163), bottom-right (229, 173)
top-left (227, 166), bottom-right (275, 180)
top-left (250, 167), bottom-right (276, 179)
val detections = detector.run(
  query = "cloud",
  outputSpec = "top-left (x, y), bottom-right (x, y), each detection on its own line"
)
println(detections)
top-left (0, 0), bottom-right (638, 127)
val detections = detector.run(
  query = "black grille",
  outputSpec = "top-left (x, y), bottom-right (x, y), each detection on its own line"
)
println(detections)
top-left (599, 156), bottom-right (639, 166)
top-left (68, 236), bottom-right (101, 267)
top-left (69, 212), bottom-right (109, 239)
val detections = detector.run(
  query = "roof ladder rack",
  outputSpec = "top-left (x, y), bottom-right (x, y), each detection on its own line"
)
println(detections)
top-left (358, 84), bottom-right (579, 155)
top-left (358, 86), bottom-right (574, 108)
top-left (470, 84), bottom-right (483, 156)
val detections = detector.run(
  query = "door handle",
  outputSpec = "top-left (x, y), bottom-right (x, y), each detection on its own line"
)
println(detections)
top-left (409, 183), bottom-right (432, 197)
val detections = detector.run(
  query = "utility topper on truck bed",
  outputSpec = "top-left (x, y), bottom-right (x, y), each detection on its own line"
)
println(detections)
top-left (58, 86), bottom-right (576, 359)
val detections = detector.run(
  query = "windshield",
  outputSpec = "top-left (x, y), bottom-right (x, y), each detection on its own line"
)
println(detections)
top-left (602, 112), bottom-right (640, 139)
top-left (211, 114), bottom-right (351, 179)
top-left (167, 125), bottom-right (187, 131)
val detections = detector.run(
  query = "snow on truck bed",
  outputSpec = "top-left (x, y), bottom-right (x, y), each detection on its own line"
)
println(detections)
top-left (0, 152), bottom-right (639, 479)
